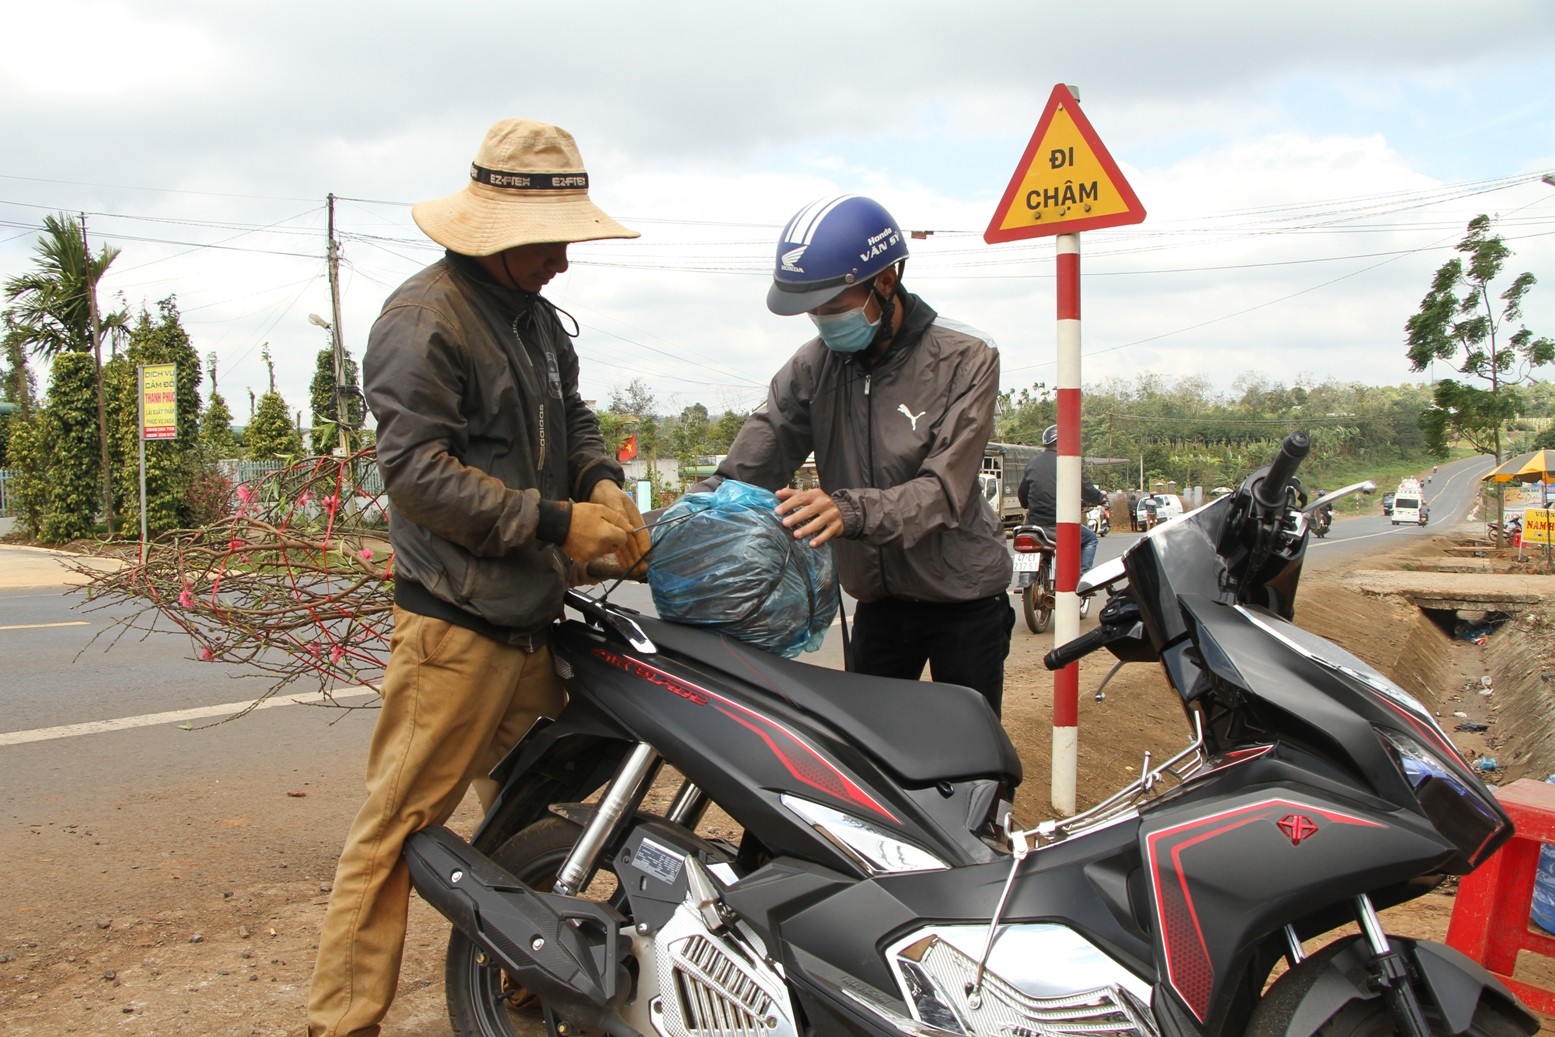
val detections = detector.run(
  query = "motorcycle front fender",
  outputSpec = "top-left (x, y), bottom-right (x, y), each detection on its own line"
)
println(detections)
top-left (1249, 936), bottom-right (1538, 1037)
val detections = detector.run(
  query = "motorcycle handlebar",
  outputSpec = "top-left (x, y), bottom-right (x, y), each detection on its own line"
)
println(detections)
top-left (1044, 625), bottom-right (1111, 671)
top-left (1252, 431), bottom-right (1311, 511)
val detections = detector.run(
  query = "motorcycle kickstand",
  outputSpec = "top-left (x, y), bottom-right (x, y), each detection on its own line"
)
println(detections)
top-left (1354, 894), bottom-right (1431, 1037)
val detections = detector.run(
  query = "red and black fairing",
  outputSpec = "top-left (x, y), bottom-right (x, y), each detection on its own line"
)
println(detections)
top-left (547, 606), bottom-right (1022, 873)
top-left (1135, 774), bottom-right (1459, 1030)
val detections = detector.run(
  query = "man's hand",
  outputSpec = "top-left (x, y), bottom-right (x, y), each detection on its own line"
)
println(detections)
top-left (775, 487), bottom-right (844, 547)
top-left (589, 481), bottom-right (651, 578)
top-left (561, 502), bottom-right (636, 568)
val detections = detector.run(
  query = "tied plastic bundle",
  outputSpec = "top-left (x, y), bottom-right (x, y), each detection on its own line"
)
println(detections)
top-left (648, 480), bottom-right (837, 657)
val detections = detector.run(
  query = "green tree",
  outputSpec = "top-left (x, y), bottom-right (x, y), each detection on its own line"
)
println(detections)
top-left (244, 346), bottom-right (302, 460)
top-left (104, 299), bottom-right (205, 535)
top-left (1406, 214), bottom-right (1554, 458)
top-left (1, 316), bottom-right (39, 465)
top-left (4, 412), bottom-right (48, 537)
top-left (3, 213), bottom-right (132, 535)
top-left (308, 345), bottom-right (363, 455)
top-left (39, 352), bottom-right (102, 541)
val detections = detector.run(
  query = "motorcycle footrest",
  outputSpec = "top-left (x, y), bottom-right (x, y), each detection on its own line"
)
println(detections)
top-left (404, 825), bottom-right (628, 1009)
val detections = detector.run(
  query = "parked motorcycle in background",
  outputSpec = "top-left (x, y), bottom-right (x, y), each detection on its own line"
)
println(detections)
top-left (401, 438), bottom-right (1534, 1037)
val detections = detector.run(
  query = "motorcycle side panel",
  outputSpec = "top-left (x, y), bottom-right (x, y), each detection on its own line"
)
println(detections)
top-left (1137, 784), bottom-right (1457, 1029)
top-left (554, 624), bottom-right (998, 871)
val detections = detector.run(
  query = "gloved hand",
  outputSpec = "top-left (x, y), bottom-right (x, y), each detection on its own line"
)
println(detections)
top-left (561, 501), bottom-right (636, 569)
top-left (589, 481), bottom-right (652, 578)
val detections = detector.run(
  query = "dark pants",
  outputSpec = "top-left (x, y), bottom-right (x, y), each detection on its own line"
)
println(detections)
top-left (850, 594), bottom-right (1016, 716)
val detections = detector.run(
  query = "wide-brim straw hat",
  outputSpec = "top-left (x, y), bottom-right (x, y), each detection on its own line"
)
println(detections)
top-left (412, 118), bottom-right (639, 255)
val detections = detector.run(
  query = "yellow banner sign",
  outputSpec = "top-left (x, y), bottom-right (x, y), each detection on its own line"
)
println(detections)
top-left (141, 363), bottom-right (177, 440)
top-left (1523, 508), bottom-right (1552, 546)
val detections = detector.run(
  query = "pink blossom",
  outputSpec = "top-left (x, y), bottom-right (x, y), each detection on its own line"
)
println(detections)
top-left (323, 494), bottom-right (340, 515)
top-left (228, 538), bottom-right (245, 552)
top-left (296, 491), bottom-right (314, 507)
top-left (236, 484), bottom-right (255, 504)
top-left (330, 645), bottom-right (345, 663)
top-left (358, 548), bottom-right (373, 561)
top-left (198, 646), bottom-right (214, 661)
top-left (178, 588), bottom-right (195, 608)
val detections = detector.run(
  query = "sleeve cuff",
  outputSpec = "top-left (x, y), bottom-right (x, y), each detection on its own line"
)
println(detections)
top-left (535, 499), bottom-right (572, 545)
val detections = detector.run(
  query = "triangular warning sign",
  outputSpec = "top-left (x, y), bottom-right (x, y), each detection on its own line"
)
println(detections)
top-left (984, 84), bottom-right (1145, 243)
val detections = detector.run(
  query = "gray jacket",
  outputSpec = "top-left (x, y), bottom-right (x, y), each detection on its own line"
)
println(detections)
top-left (704, 293), bottom-right (1011, 604)
top-left (363, 254), bottom-right (622, 635)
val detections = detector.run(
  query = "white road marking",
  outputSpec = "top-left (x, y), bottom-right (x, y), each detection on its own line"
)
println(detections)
top-left (0, 620), bottom-right (89, 631)
top-left (0, 686), bottom-right (380, 747)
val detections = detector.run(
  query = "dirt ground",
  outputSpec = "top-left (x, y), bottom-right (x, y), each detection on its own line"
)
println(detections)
top-left (3, 532), bottom-right (1553, 1035)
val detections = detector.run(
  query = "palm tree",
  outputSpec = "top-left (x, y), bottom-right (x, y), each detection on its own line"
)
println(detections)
top-left (3, 213), bottom-right (130, 534)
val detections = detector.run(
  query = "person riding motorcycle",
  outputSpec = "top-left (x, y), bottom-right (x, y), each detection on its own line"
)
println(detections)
top-left (1016, 424), bottom-right (1105, 572)
top-left (1311, 488), bottom-right (1333, 536)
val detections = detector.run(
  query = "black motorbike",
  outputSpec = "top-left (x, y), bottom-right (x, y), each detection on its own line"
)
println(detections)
top-left (405, 433), bottom-right (1536, 1037)
top-left (1010, 524), bottom-right (1092, 633)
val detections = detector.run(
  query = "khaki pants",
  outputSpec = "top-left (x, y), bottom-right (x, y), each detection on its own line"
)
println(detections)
top-left (306, 607), bottom-right (566, 1037)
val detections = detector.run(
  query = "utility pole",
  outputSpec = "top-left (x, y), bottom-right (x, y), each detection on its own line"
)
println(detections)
top-left (80, 214), bottom-right (115, 537)
top-left (326, 194), bottom-right (349, 455)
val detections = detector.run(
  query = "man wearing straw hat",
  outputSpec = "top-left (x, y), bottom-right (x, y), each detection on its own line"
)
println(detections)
top-left (307, 118), bottom-right (649, 1037)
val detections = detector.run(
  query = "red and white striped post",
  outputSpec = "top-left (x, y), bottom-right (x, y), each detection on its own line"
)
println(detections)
top-left (1052, 232), bottom-right (1082, 815)
top-left (979, 82), bottom-right (1145, 815)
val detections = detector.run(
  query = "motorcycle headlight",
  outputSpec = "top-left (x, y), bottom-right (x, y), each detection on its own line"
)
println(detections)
top-left (1376, 727), bottom-right (1507, 868)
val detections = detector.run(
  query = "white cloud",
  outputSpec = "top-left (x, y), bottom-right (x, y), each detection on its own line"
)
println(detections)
top-left (2, 0), bottom-right (1553, 427)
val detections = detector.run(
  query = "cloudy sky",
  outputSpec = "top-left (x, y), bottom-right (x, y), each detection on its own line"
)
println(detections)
top-left (3, 0), bottom-right (1553, 428)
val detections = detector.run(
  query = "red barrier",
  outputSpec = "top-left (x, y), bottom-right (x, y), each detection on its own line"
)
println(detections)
top-left (1445, 778), bottom-right (1555, 1015)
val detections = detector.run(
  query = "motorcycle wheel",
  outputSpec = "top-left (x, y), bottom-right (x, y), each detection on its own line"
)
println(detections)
top-left (1246, 939), bottom-right (1528, 1037)
top-left (445, 817), bottom-right (626, 1037)
top-left (1022, 559), bottom-right (1052, 634)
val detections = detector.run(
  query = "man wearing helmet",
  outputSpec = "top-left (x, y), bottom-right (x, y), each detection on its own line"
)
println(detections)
top-left (698, 195), bottom-right (1015, 715)
top-left (1017, 425), bottom-right (1106, 572)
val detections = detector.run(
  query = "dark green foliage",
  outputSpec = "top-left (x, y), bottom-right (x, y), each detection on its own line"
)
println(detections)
top-left (200, 391), bottom-right (238, 459)
top-left (4, 412), bottom-right (49, 537)
top-left (246, 391), bottom-right (302, 460)
top-left (995, 373), bottom-right (1442, 492)
top-left (2, 213), bottom-right (128, 359)
top-left (40, 352), bottom-right (102, 541)
top-left (106, 299), bottom-right (206, 536)
top-left (308, 346), bottom-right (362, 455)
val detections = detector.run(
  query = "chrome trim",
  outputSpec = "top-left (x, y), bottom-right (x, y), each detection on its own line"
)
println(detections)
top-left (886, 926), bottom-right (1157, 1037)
top-left (779, 794), bottom-right (949, 874)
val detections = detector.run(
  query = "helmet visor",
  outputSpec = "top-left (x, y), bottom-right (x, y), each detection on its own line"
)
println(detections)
top-left (766, 277), bottom-right (854, 317)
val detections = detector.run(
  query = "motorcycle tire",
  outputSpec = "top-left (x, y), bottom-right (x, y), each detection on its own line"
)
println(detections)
top-left (1022, 560), bottom-right (1052, 634)
top-left (445, 816), bottom-right (627, 1037)
top-left (1246, 938), bottom-right (1529, 1037)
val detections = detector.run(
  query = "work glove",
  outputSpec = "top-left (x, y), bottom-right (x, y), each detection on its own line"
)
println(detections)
top-left (589, 481), bottom-right (652, 579)
top-left (561, 501), bottom-right (637, 572)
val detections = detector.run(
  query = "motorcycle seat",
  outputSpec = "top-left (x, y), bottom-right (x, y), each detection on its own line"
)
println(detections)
top-left (626, 612), bottom-right (1022, 787)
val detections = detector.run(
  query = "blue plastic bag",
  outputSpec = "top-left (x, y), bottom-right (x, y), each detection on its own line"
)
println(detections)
top-left (648, 480), bottom-right (837, 657)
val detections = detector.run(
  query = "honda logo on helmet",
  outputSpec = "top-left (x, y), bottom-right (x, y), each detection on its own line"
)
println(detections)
top-left (780, 246), bottom-right (806, 273)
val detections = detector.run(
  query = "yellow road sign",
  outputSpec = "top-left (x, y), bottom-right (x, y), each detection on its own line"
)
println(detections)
top-left (985, 84), bottom-right (1145, 242)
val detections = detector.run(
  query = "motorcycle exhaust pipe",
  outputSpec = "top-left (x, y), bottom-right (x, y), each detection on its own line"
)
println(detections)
top-left (404, 826), bottom-right (633, 1031)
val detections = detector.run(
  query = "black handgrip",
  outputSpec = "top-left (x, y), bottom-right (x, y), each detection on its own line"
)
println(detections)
top-left (1044, 625), bottom-right (1111, 671)
top-left (1253, 431), bottom-right (1311, 511)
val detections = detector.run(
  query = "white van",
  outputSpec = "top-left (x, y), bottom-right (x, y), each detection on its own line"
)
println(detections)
top-left (1391, 479), bottom-right (1427, 526)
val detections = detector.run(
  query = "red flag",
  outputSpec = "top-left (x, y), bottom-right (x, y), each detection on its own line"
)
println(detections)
top-left (616, 433), bottom-right (638, 462)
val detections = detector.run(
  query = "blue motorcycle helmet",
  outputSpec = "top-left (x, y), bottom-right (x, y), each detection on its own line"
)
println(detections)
top-left (766, 195), bottom-right (910, 316)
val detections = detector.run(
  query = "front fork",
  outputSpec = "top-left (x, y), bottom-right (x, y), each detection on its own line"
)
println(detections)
top-left (552, 741), bottom-right (708, 897)
top-left (1355, 894), bottom-right (1432, 1037)
top-left (1280, 896), bottom-right (1431, 1037)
